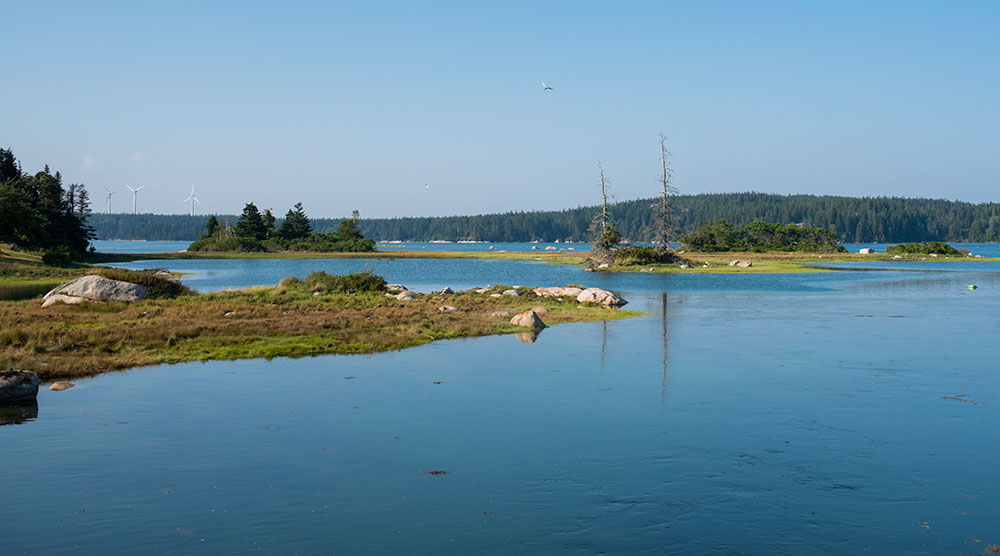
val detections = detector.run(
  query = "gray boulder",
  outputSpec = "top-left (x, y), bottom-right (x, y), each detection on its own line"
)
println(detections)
top-left (440, 287), bottom-right (454, 294)
top-left (395, 291), bottom-right (416, 301)
top-left (736, 260), bottom-right (753, 268)
top-left (43, 275), bottom-right (149, 307)
top-left (386, 284), bottom-right (407, 292)
top-left (490, 311), bottom-right (512, 317)
top-left (577, 288), bottom-right (628, 308)
top-left (510, 310), bottom-right (546, 328)
top-left (533, 286), bottom-right (583, 298)
top-left (49, 382), bottom-right (75, 391)
top-left (502, 289), bottom-right (521, 296)
top-left (0, 370), bottom-right (41, 404)
top-left (728, 260), bottom-right (740, 266)
top-left (438, 305), bottom-right (458, 312)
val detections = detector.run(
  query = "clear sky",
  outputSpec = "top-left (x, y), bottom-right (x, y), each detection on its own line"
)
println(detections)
top-left (3, 1), bottom-right (998, 218)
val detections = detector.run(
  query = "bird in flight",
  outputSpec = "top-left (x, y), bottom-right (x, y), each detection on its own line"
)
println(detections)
top-left (425, 184), bottom-right (430, 190)
top-left (541, 81), bottom-right (553, 91)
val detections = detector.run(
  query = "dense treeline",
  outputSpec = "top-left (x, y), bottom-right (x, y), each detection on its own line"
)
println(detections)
top-left (0, 148), bottom-right (94, 261)
top-left (88, 192), bottom-right (1000, 243)
top-left (680, 219), bottom-right (846, 253)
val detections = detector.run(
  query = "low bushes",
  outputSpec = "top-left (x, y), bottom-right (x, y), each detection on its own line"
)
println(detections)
top-left (302, 269), bottom-right (387, 294)
top-left (88, 267), bottom-right (193, 298)
top-left (885, 242), bottom-right (960, 255)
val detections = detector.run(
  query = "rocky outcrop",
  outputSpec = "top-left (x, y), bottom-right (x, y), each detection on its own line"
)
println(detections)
top-left (490, 311), bottom-right (512, 317)
top-left (510, 310), bottom-right (546, 328)
top-left (0, 370), bottom-right (41, 404)
top-left (42, 275), bottom-right (149, 307)
top-left (386, 284), bottom-right (407, 292)
top-left (577, 288), bottom-right (628, 308)
top-left (502, 289), bottom-right (521, 296)
top-left (440, 287), bottom-right (454, 294)
top-left (736, 260), bottom-right (753, 268)
top-left (395, 291), bottom-right (416, 301)
top-left (729, 260), bottom-right (740, 266)
top-left (533, 286), bottom-right (583, 298)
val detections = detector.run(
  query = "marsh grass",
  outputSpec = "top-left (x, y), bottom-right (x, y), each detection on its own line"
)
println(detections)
top-left (1, 282), bottom-right (639, 381)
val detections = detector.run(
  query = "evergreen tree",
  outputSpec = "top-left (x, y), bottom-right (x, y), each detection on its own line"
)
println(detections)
top-left (280, 202), bottom-right (312, 240)
top-left (205, 215), bottom-right (220, 237)
top-left (233, 203), bottom-right (267, 240)
top-left (262, 209), bottom-right (277, 239)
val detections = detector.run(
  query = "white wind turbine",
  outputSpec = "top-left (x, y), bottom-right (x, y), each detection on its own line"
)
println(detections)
top-left (182, 185), bottom-right (201, 216)
top-left (125, 184), bottom-right (145, 215)
top-left (103, 185), bottom-right (118, 214)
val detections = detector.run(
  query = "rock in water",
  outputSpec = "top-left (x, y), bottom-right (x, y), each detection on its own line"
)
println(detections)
top-left (0, 370), bottom-right (42, 403)
top-left (510, 311), bottom-right (546, 328)
top-left (42, 275), bottom-right (149, 307)
top-left (576, 288), bottom-right (628, 308)
top-left (49, 382), bottom-right (75, 391)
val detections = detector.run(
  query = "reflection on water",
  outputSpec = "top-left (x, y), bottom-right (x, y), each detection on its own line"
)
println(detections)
top-left (0, 282), bottom-right (59, 301)
top-left (514, 330), bottom-right (541, 343)
top-left (0, 400), bottom-right (38, 426)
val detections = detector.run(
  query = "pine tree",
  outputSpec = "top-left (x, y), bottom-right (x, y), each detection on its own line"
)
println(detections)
top-left (279, 202), bottom-right (312, 240)
top-left (233, 203), bottom-right (267, 240)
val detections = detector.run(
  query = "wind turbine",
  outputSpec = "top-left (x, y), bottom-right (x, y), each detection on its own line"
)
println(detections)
top-left (103, 185), bottom-right (117, 214)
top-left (182, 185), bottom-right (201, 216)
top-left (125, 184), bottom-right (144, 215)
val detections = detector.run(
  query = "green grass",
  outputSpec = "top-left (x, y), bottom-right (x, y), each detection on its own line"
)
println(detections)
top-left (1, 282), bottom-right (640, 381)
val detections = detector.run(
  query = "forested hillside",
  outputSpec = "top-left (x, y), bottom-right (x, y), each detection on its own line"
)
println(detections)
top-left (89, 193), bottom-right (1000, 243)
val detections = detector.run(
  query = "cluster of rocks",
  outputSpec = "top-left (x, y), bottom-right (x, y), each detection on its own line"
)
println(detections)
top-left (41, 275), bottom-right (149, 308)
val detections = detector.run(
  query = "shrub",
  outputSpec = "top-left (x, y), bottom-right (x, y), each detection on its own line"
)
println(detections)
top-left (41, 246), bottom-right (73, 266)
top-left (187, 236), bottom-right (266, 252)
top-left (614, 246), bottom-right (685, 266)
top-left (885, 242), bottom-right (959, 255)
top-left (88, 267), bottom-right (194, 298)
top-left (302, 269), bottom-right (387, 294)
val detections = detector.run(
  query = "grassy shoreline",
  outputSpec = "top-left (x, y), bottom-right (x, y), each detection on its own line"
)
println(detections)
top-left (1, 284), bottom-right (640, 382)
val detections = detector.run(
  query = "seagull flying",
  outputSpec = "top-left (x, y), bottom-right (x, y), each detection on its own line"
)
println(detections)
top-left (425, 184), bottom-right (430, 190)
top-left (541, 81), bottom-right (553, 91)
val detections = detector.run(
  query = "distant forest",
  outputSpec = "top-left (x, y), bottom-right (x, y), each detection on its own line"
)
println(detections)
top-left (88, 193), bottom-right (1000, 243)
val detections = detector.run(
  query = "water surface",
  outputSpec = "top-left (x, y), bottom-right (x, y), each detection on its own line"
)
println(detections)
top-left (3, 257), bottom-right (998, 554)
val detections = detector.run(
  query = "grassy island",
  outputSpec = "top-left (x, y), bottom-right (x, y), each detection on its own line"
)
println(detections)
top-left (0, 269), bottom-right (640, 381)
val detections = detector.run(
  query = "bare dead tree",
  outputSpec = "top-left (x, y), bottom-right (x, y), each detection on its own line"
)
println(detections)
top-left (652, 134), bottom-right (681, 257)
top-left (590, 161), bottom-right (621, 253)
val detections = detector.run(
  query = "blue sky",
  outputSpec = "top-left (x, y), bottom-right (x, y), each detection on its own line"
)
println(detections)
top-left (3, 1), bottom-right (998, 217)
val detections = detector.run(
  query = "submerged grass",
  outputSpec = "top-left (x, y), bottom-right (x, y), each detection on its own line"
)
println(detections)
top-left (0, 284), bottom-right (639, 381)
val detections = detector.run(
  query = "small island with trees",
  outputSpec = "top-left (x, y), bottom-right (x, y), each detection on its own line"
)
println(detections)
top-left (187, 202), bottom-right (376, 253)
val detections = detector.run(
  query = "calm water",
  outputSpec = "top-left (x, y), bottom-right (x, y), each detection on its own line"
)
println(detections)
top-left (3, 255), bottom-right (999, 554)
top-left (89, 239), bottom-right (1000, 258)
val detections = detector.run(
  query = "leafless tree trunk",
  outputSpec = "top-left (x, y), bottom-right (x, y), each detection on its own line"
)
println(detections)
top-left (654, 134), bottom-right (679, 249)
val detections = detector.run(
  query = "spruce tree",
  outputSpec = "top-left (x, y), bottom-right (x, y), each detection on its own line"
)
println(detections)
top-left (280, 202), bottom-right (312, 240)
top-left (233, 203), bottom-right (267, 240)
